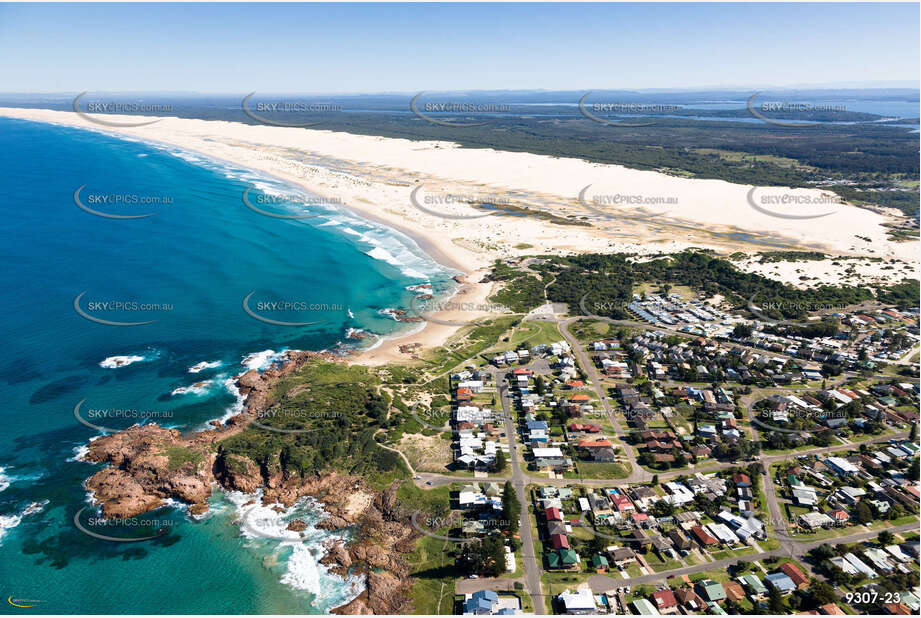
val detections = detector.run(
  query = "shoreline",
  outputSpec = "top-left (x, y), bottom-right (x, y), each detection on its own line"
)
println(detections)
top-left (1, 107), bottom-right (916, 366)
top-left (80, 349), bottom-right (417, 614)
top-left (0, 109), bottom-right (502, 365)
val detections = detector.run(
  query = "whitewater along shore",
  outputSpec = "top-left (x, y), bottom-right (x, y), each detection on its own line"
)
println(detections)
top-left (2, 106), bottom-right (917, 366)
top-left (81, 350), bottom-right (416, 614)
top-left (5, 107), bottom-right (916, 269)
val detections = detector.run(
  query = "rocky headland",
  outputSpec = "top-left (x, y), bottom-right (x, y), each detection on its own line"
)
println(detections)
top-left (80, 350), bottom-right (419, 614)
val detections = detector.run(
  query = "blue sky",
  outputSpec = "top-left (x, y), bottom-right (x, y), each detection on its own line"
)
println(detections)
top-left (0, 2), bottom-right (918, 92)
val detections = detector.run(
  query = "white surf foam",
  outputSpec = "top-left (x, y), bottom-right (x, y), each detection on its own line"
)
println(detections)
top-left (0, 500), bottom-right (48, 545)
top-left (171, 379), bottom-right (215, 397)
top-left (99, 354), bottom-right (146, 369)
top-left (223, 490), bottom-right (366, 611)
top-left (240, 349), bottom-right (288, 372)
top-left (68, 435), bottom-right (102, 462)
top-left (188, 360), bottom-right (222, 373)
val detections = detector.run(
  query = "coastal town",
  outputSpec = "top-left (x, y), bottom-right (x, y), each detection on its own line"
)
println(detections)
top-left (1, 3), bottom-right (919, 617)
top-left (383, 262), bottom-right (921, 616)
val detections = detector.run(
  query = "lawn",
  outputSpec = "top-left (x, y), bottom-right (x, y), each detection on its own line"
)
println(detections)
top-left (406, 530), bottom-right (458, 614)
top-left (570, 461), bottom-right (631, 479)
top-left (651, 559), bottom-right (684, 572)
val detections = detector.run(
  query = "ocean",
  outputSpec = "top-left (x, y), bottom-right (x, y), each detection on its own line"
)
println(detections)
top-left (0, 117), bottom-right (455, 613)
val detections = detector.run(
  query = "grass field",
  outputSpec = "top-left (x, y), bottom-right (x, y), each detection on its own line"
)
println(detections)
top-left (407, 530), bottom-right (458, 614)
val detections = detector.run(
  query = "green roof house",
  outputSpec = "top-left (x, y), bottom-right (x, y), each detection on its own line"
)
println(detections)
top-left (591, 554), bottom-right (609, 570)
top-left (632, 598), bottom-right (660, 615)
top-left (697, 579), bottom-right (726, 602)
top-left (547, 548), bottom-right (579, 569)
top-left (738, 574), bottom-right (768, 599)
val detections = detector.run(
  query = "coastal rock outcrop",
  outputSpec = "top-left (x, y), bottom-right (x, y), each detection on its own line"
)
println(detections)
top-left (78, 349), bottom-right (421, 614)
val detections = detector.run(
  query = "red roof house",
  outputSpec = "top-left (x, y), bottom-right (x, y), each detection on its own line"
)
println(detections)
top-left (550, 533), bottom-right (570, 550)
top-left (780, 562), bottom-right (809, 588)
top-left (652, 589), bottom-right (678, 612)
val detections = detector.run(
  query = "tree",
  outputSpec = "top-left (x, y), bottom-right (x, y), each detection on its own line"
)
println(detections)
top-left (733, 323), bottom-right (754, 338)
top-left (535, 375), bottom-right (546, 396)
top-left (651, 474), bottom-right (659, 486)
top-left (809, 543), bottom-right (835, 562)
top-left (464, 536), bottom-right (507, 577)
top-left (855, 501), bottom-right (873, 525)
top-left (502, 481), bottom-right (520, 536)
top-left (877, 530), bottom-right (895, 546)
top-left (910, 422), bottom-right (918, 443)
top-left (768, 587), bottom-right (786, 613)
top-left (805, 581), bottom-right (837, 607)
top-left (494, 450), bottom-right (507, 473)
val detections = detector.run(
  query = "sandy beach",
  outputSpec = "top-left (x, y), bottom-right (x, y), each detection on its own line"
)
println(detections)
top-left (2, 106), bottom-right (916, 363)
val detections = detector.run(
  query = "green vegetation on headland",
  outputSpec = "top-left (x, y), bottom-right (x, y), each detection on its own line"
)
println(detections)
top-left (217, 361), bottom-right (405, 485)
top-left (488, 259), bottom-right (549, 313)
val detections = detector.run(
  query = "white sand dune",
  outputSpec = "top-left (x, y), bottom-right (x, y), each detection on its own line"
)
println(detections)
top-left (3, 106), bottom-right (915, 363)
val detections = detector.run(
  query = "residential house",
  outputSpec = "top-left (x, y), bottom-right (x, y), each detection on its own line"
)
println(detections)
top-left (779, 562), bottom-right (809, 589)
top-left (738, 574), bottom-right (767, 601)
top-left (696, 579), bottom-right (726, 603)
top-left (652, 590), bottom-right (678, 615)
top-left (675, 589), bottom-right (705, 613)
top-left (764, 572), bottom-right (796, 595)
top-left (557, 588), bottom-right (597, 615)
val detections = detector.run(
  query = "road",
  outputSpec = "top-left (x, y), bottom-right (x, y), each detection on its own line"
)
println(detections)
top-left (587, 522), bottom-right (919, 591)
top-left (496, 373), bottom-right (545, 613)
top-left (399, 308), bottom-right (915, 610)
top-left (555, 316), bottom-right (648, 483)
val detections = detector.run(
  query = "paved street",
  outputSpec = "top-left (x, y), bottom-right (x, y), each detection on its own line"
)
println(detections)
top-left (398, 308), bottom-right (915, 612)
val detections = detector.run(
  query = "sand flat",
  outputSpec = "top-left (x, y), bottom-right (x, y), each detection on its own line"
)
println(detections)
top-left (3, 106), bottom-right (915, 362)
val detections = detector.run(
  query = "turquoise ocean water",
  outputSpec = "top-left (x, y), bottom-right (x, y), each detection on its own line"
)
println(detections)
top-left (0, 117), bottom-right (454, 613)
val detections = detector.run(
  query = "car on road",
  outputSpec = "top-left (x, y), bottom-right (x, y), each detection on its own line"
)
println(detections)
top-left (425, 481), bottom-right (432, 486)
